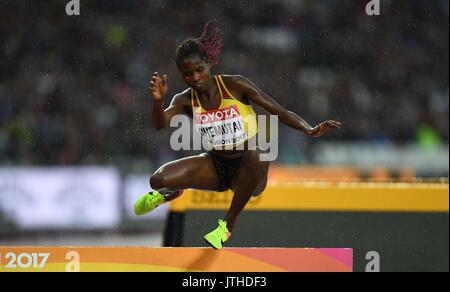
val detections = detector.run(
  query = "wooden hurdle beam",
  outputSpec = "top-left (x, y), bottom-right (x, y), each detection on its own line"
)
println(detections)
top-left (170, 182), bottom-right (449, 213)
top-left (0, 247), bottom-right (352, 272)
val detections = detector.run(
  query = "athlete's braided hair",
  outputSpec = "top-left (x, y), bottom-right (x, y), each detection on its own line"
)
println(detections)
top-left (175, 20), bottom-right (223, 67)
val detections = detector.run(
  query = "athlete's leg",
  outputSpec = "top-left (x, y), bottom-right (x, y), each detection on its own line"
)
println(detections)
top-left (134, 153), bottom-right (222, 216)
top-left (203, 148), bottom-right (270, 248)
top-left (150, 153), bottom-right (222, 195)
top-left (225, 148), bottom-right (270, 232)
top-left (252, 173), bottom-right (268, 197)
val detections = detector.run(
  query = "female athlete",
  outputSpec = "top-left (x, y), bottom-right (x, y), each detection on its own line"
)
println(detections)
top-left (134, 21), bottom-right (341, 249)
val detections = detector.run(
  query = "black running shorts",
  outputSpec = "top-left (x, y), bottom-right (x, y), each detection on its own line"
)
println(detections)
top-left (207, 151), bottom-right (244, 192)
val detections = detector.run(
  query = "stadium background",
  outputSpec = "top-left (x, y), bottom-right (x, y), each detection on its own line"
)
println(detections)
top-left (0, 0), bottom-right (448, 271)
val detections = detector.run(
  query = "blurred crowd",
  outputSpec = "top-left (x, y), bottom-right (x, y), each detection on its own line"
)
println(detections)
top-left (0, 0), bottom-right (448, 168)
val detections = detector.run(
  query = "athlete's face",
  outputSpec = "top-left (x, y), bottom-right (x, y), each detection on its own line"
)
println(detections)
top-left (178, 56), bottom-right (211, 92)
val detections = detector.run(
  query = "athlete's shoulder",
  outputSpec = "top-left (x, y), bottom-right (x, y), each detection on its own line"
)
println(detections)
top-left (170, 88), bottom-right (194, 117)
top-left (171, 88), bottom-right (192, 105)
top-left (219, 74), bottom-right (253, 89)
top-left (220, 74), bottom-right (248, 83)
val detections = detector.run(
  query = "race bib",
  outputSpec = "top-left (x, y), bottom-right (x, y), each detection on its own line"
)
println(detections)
top-left (193, 105), bottom-right (248, 148)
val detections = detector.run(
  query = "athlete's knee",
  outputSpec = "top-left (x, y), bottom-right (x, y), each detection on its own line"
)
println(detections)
top-left (252, 177), bottom-right (268, 197)
top-left (149, 171), bottom-right (166, 191)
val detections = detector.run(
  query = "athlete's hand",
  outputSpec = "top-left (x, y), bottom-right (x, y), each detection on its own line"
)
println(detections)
top-left (149, 72), bottom-right (168, 102)
top-left (310, 120), bottom-right (341, 137)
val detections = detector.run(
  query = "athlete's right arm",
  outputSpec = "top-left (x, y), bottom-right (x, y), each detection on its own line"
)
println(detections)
top-left (150, 72), bottom-right (190, 130)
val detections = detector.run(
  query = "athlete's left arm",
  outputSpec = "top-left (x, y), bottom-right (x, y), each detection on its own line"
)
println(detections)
top-left (230, 75), bottom-right (341, 137)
